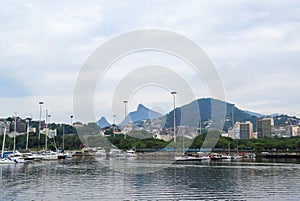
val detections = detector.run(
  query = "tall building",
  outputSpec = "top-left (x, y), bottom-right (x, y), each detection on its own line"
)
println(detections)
top-left (240, 121), bottom-right (254, 139)
top-left (233, 122), bottom-right (240, 139)
top-left (228, 122), bottom-right (240, 139)
top-left (0, 119), bottom-right (7, 135)
top-left (257, 117), bottom-right (273, 138)
top-left (291, 125), bottom-right (300, 137)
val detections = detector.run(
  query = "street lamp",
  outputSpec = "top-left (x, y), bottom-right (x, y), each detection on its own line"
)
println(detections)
top-left (232, 104), bottom-right (238, 153)
top-left (45, 109), bottom-right (48, 151)
top-left (38, 101), bottom-right (43, 149)
top-left (113, 114), bottom-right (116, 125)
top-left (232, 104), bottom-right (235, 129)
top-left (70, 115), bottom-right (74, 125)
top-left (123, 101), bottom-right (128, 119)
top-left (25, 118), bottom-right (30, 150)
top-left (113, 115), bottom-right (116, 138)
top-left (123, 101), bottom-right (128, 139)
top-left (171, 92), bottom-right (177, 143)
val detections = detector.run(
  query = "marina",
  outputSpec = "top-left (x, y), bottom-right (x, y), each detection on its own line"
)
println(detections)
top-left (1, 1), bottom-right (300, 200)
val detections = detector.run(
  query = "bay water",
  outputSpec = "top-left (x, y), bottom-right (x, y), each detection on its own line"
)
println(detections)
top-left (0, 158), bottom-right (299, 201)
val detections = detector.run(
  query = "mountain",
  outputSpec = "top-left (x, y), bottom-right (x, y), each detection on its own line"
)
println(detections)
top-left (245, 110), bottom-right (265, 118)
top-left (273, 114), bottom-right (300, 126)
top-left (98, 98), bottom-right (300, 131)
top-left (97, 117), bottom-right (111, 128)
top-left (245, 111), bottom-right (282, 118)
top-left (269, 113), bottom-right (282, 117)
top-left (119, 104), bottom-right (163, 126)
top-left (164, 98), bottom-right (258, 131)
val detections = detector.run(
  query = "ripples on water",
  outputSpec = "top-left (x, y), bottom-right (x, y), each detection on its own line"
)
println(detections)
top-left (0, 158), bottom-right (299, 201)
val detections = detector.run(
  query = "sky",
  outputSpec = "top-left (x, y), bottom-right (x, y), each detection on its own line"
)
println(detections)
top-left (0, 0), bottom-right (300, 123)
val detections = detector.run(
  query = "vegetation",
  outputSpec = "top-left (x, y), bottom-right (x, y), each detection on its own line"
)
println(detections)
top-left (190, 133), bottom-right (300, 152)
top-left (164, 98), bottom-right (258, 131)
top-left (0, 133), bottom-right (82, 151)
top-left (107, 135), bottom-right (169, 151)
top-left (1, 128), bottom-right (300, 152)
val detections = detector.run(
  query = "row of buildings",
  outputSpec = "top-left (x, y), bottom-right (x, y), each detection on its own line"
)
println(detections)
top-left (0, 118), bottom-right (57, 138)
top-left (224, 117), bottom-right (300, 139)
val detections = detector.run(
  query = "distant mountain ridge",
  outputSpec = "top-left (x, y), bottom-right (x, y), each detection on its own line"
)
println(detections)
top-left (164, 98), bottom-right (258, 131)
top-left (119, 104), bottom-right (163, 126)
top-left (97, 117), bottom-right (111, 128)
top-left (245, 111), bottom-right (282, 118)
top-left (97, 98), bottom-right (299, 131)
top-left (245, 110), bottom-right (265, 118)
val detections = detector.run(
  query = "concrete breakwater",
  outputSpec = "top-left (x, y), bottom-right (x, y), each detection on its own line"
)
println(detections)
top-left (259, 152), bottom-right (300, 159)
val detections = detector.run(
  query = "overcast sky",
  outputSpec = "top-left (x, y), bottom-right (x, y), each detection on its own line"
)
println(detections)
top-left (0, 0), bottom-right (299, 123)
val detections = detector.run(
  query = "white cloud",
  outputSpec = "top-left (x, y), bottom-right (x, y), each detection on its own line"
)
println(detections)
top-left (0, 0), bottom-right (300, 122)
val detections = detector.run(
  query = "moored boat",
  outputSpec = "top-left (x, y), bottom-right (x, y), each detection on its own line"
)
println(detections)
top-left (175, 155), bottom-right (202, 162)
top-left (209, 153), bottom-right (227, 160)
top-left (95, 147), bottom-right (106, 157)
top-left (108, 148), bottom-right (124, 157)
top-left (0, 157), bottom-right (17, 164)
top-left (125, 148), bottom-right (138, 157)
top-left (40, 151), bottom-right (59, 160)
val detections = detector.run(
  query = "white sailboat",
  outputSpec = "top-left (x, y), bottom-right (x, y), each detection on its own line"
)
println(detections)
top-left (9, 115), bottom-right (25, 163)
top-left (175, 135), bottom-right (201, 162)
top-left (1, 126), bottom-right (17, 164)
top-left (40, 110), bottom-right (59, 160)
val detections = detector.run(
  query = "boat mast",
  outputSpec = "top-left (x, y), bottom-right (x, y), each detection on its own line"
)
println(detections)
top-left (26, 119), bottom-right (29, 150)
top-left (1, 126), bottom-right (6, 158)
top-left (13, 113), bottom-right (17, 155)
top-left (45, 109), bottom-right (48, 151)
top-left (62, 124), bottom-right (65, 151)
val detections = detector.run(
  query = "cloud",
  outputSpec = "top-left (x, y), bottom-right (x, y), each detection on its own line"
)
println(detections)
top-left (0, 0), bottom-right (299, 122)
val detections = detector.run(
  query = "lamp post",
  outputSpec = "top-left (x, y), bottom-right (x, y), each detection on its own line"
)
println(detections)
top-left (70, 115), bottom-right (74, 125)
top-left (171, 92), bottom-right (177, 143)
top-left (26, 118), bottom-right (30, 150)
top-left (113, 114), bottom-right (116, 125)
top-left (232, 104), bottom-right (238, 153)
top-left (123, 101), bottom-right (128, 119)
top-left (123, 101), bottom-right (128, 139)
top-left (113, 115), bottom-right (116, 138)
top-left (48, 114), bottom-right (51, 137)
top-left (232, 104), bottom-right (235, 129)
top-left (38, 101), bottom-right (43, 149)
top-left (45, 109), bottom-right (48, 151)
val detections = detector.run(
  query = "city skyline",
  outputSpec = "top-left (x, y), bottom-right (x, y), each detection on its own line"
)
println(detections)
top-left (1, 1), bottom-right (299, 123)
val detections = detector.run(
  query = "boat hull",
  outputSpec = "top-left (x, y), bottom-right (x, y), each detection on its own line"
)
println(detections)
top-left (175, 156), bottom-right (202, 162)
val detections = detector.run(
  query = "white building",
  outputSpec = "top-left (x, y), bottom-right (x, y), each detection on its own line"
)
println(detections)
top-left (291, 125), bottom-right (300, 137)
top-left (40, 128), bottom-right (57, 138)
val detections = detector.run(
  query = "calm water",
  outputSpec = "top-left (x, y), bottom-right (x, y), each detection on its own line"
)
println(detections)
top-left (0, 158), bottom-right (300, 201)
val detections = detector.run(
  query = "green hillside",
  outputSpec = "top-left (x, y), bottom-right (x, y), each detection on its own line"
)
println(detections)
top-left (164, 98), bottom-right (258, 131)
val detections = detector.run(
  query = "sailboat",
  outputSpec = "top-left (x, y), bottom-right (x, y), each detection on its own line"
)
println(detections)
top-left (8, 115), bottom-right (25, 163)
top-left (1, 126), bottom-right (17, 164)
top-left (39, 110), bottom-right (68, 160)
top-left (40, 110), bottom-right (59, 160)
top-left (175, 134), bottom-right (201, 162)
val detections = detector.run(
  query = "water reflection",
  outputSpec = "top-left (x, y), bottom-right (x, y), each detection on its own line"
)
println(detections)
top-left (0, 159), bottom-right (299, 200)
